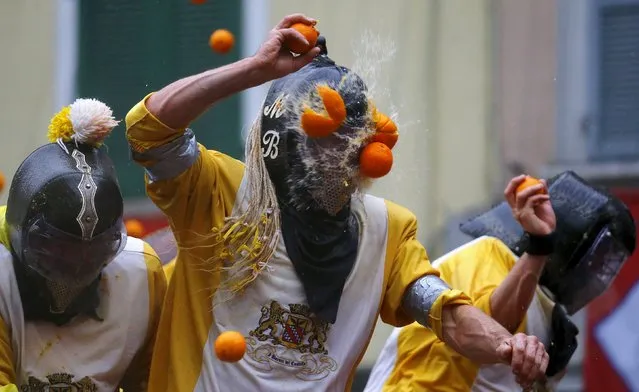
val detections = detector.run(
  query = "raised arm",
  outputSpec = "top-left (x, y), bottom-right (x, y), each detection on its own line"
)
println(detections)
top-left (146, 14), bottom-right (320, 130)
top-left (490, 175), bottom-right (556, 332)
top-left (125, 14), bottom-right (321, 235)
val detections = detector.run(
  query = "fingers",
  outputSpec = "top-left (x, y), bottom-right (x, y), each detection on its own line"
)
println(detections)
top-left (275, 14), bottom-right (316, 29)
top-left (519, 336), bottom-right (542, 381)
top-left (496, 341), bottom-right (513, 363)
top-left (524, 194), bottom-right (550, 210)
top-left (514, 183), bottom-right (545, 211)
top-left (517, 345), bottom-right (547, 387)
top-left (539, 345), bottom-right (549, 376)
top-left (277, 27), bottom-right (310, 48)
top-left (504, 175), bottom-right (527, 207)
top-left (509, 333), bottom-right (527, 375)
top-left (511, 334), bottom-right (549, 388)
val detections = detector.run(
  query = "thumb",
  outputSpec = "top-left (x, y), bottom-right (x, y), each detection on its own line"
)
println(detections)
top-left (496, 341), bottom-right (512, 363)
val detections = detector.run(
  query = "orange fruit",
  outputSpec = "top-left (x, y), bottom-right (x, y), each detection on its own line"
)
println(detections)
top-left (369, 106), bottom-right (399, 149)
top-left (288, 22), bottom-right (319, 54)
top-left (360, 142), bottom-right (393, 178)
top-left (372, 132), bottom-right (399, 150)
top-left (301, 108), bottom-right (340, 138)
top-left (516, 176), bottom-right (547, 195)
top-left (375, 112), bottom-right (397, 134)
top-left (191, 0), bottom-right (206, 4)
top-left (0, 171), bottom-right (4, 193)
top-left (316, 85), bottom-right (346, 124)
top-left (372, 112), bottom-right (398, 149)
top-left (215, 330), bottom-right (247, 362)
top-left (300, 85), bottom-right (346, 138)
top-left (209, 29), bottom-right (235, 54)
top-left (125, 219), bottom-right (145, 238)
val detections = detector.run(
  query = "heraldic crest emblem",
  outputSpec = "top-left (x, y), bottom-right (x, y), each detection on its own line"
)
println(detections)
top-left (21, 372), bottom-right (97, 392)
top-left (247, 300), bottom-right (338, 381)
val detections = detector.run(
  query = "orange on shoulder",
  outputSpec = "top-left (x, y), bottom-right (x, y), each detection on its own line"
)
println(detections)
top-left (215, 330), bottom-right (247, 362)
top-left (288, 22), bottom-right (320, 54)
top-left (516, 176), bottom-right (547, 195)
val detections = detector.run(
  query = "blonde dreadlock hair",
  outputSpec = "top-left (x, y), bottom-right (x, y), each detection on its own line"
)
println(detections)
top-left (188, 114), bottom-right (282, 306)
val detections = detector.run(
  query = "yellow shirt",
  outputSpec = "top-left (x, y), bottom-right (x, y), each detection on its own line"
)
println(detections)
top-left (365, 237), bottom-right (523, 392)
top-left (163, 258), bottom-right (176, 281)
top-left (0, 206), bottom-right (166, 392)
top-left (125, 94), bottom-right (472, 392)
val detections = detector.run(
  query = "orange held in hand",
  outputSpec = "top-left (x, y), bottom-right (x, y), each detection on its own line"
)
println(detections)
top-left (288, 22), bottom-right (319, 54)
top-left (360, 142), bottom-right (394, 178)
top-left (215, 330), bottom-right (247, 362)
top-left (125, 219), bottom-right (145, 238)
top-left (209, 29), bottom-right (235, 54)
top-left (516, 176), bottom-right (547, 195)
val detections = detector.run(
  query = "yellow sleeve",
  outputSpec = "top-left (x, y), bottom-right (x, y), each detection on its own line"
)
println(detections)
top-left (125, 94), bottom-right (245, 240)
top-left (387, 323), bottom-right (478, 391)
top-left (375, 238), bottom-right (521, 391)
top-left (163, 258), bottom-right (176, 282)
top-left (0, 315), bottom-right (16, 389)
top-left (119, 242), bottom-right (168, 392)
top-left (380, 200), bottom-right (472, 337)
top-left (0, 206), bottom-right (9, 249)
top-left (440, 237), bottom-right (525, 333)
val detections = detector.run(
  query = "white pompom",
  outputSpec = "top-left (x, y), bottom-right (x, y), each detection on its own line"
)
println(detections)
top-left (68, 98), bottom-right (120, 145)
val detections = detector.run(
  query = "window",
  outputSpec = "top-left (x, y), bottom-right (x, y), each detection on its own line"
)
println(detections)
top-left (590, 0), bottom-right (639, 161)
top-left (77, 0), bottom-right (243, 198)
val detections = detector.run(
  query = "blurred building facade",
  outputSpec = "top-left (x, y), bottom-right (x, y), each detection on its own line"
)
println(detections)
top-left (0, 1), bottom-right (58, 203)
top-left (1, 0), bottom-right (638, 391)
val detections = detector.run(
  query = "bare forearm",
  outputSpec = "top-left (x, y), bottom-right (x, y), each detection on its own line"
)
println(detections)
top-left (147, 57), bottom-right (269, 129)
top-left (489, 253), bottom-right (548, 332)
top-left (441, 304), bottom-right (512, 364)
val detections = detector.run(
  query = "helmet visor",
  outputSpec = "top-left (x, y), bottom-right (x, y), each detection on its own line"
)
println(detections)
top-left (23, 216), bottom-right (126, 287)
top-left (555, 225), bottom-right (630, 315)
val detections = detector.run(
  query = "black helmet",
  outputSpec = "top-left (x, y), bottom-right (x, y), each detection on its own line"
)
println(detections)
top-left (6, 99), bottom-right (125, 289)
top-left (260, 37), bottom-right (370, 214)
top-left (459, 171), bottom-right (636, 315)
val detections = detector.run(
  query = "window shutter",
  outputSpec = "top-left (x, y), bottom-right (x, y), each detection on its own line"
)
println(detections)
top-left (77, 0), bottom-right (242, 198)
top-left (592, 1), bottom-right (639, 161)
